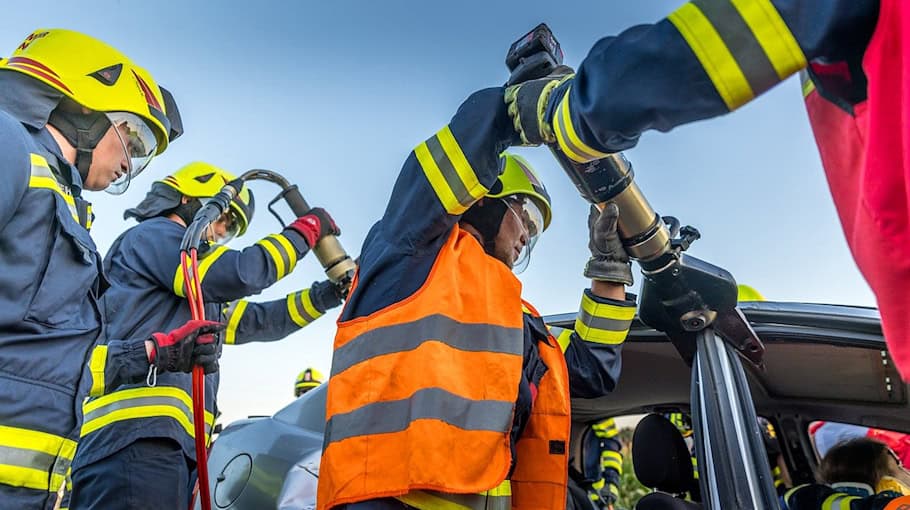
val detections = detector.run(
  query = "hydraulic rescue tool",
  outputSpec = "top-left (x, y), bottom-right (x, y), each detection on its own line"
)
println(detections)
top-left (505, 23), bottom-right (764, 365)
top-left (179, 170), bottom-right (356, 510)
top-left (507, 25), bottom-right (781, 510)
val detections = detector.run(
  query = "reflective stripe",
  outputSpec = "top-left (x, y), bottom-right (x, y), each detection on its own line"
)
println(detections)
top-left (822, 493), bottom-right (859, 510)
top-left (783, 484), bottom-right (810, 507)
top-left (257, 236), bottom-right (287, 279)
top-left (172, 245), bottom-right (228, 297)
top-left (592, 418), bottom-right (619, 438)
top-left (223, 300), bottom-right (248, 345)
top-left (397, 480), bottom-right (512, 510)
top-left (556, 328), bottom-right (573, 353)
top-left (28, 153), bottom-right (81, 224)
top-left (0, 425), bottom-right (76, 492)
top-left (332, 313), bottom-right (524, 375)
top-left (272, 233), bottom-right (298, 273)
top-left (326, 387), bottom-right (514, 444)
top-left (88, 345), bottom-right (107, 397)
top-left (415, 125), bottom-right (488, 215)
top-left (602, 450), bottom-right (623, 472)
top-left (553, 90), bottom-right (610, 163)
top-left (691, 455), bottom-right (699, 479)
top-left (81, 387), bottom-right (215, 443)
top-left (574, 293), bottom-right (635, 345)
top-left (668, 0), bottom-right (805, 110)
top-left (287, 289), bottom-right (322, 328)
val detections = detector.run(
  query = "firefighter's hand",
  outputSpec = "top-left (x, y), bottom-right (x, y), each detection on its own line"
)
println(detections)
top-left (308, 279), bottom-right (346, 313)
top-left (585, 203), bottom-right (633, 286)
top-left (287, 207), bottom-right (340, 248)
top-left (504, 65), bottom-right (574, 146)
top-left (148, 320), bottom-right (224, 374)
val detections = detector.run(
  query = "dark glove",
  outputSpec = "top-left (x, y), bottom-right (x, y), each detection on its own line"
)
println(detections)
top-left (504, 65), bottom-right (574, 146)
top-left (286, 207), bottom-right (340, 248)
top-left (584, 203), bottom-right (633, 286)
top-left (307, 279), bottom-right (345, 313)
top-left (149, 320), bottom-right (224, 374)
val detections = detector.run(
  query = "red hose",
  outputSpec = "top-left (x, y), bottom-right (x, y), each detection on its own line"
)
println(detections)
top-left (181, 249), bottom-right (213, 510)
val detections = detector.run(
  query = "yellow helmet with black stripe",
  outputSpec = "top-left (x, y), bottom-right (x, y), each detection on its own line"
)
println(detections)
top-left (488, 153), bottom-right (552, 230)
top-left (161, 162), bottom-right (254, 238)
top-left (295, 367), bottom-right (324, 397)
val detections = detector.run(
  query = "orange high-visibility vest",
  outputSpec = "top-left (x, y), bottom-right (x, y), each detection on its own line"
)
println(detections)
top-left (317, 226), bottom-right (570, 509)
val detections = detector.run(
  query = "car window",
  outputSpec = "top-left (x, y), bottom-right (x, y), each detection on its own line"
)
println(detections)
top-left (809, 421), bottom-right (910, 466)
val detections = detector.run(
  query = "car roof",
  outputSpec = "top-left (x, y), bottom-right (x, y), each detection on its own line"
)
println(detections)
top-left (548, 302), bottom-right (910, 433)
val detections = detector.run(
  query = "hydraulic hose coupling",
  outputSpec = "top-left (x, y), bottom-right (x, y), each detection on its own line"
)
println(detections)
top-left (314, 236), bottom-right (357, 285)
top-left (551, 150), bottom-right (671, 263)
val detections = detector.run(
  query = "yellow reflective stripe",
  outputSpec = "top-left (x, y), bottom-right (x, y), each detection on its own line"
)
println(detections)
top-left (415, 126), bottom-right (489, 215)
top-left (223, 300), bottom-right (248, 345)
top-left (0, 425), bottom-right (77, 492)
top-left (287, 289), bottom-right (323, 327)
top-left (81, 387), bottom-right (215, 442)
top-left (669, 3), bottom-right (753, 110)
top-left (272, 233), bottom-right (298, 274)
top-left (84, 203), bottom-right (93, 230)
top-left (593, 418), bottom-right (619, 438)
top-left (556, 329), bottom-right (573, 353)
top-left (172, 245), bottom-right (229, 297)
top-left (574, 293), bottom-right (635, 345)
top-left (730, 0), bottom-right (806, 79)
top-left (256, 237), bottom-right (287, 279)
top-left (397, 480), bottom-right (511, 510)
top-left (28, 153), bottom-right (80, 223)
top-left (553, 90), bottom-right (611, 163)
top-left (88, 345), bottom-right (107, 397)
top-left (821, 493), bottom-right (859, 510)
top-left (602, 450), bottom-right (623, 472)
top-left (784, 484), bottom-right (810, 506)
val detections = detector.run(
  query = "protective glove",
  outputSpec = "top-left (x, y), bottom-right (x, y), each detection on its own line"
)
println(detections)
top-left (584, 203), bottom-right (633, 286)
top-left (148, 320), bottom-right (224, 374)
top-left (504, 65), bottom-right (574, 146)
top-left (286, 207), bottom-right (340, 248)
top-left (307, 279), bottom-right (346, 313)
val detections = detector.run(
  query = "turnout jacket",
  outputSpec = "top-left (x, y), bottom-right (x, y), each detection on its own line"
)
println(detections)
top-left (541, 0), bottom-right (910, 379)
top-left (73, 217), bottom-right (326, 469)
top-left (318, 88), bottom-right (635, 510)
top-left (0, 75), bottom-right (151, 509)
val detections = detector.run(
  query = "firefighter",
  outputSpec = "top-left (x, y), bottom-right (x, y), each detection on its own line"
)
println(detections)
top-left (590, 418), bottom-right (623, 509)
top-left (295, 367), bottom-right (325, 397)
top-left (503, 0), bottom-right (910, 381)
top-left (0, 29), bottom-right (219, 509)
top-left (69, 162), bottom-right (344, 509)
top-left (317, 86), bottom-right (636, 509)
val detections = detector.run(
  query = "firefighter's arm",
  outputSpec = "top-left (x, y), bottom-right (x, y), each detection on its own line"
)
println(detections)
top-left (0, 116), bottom-right (30, 230)
top-left (543, 0), bottom-right (879, 160)
top-left (376, 87), bottom-right (518, 252)
top-left (556, 289), bottom-right (636, 398)
top-left (221, 280), bottom-right (342, 345)
top-left (84, 338), bottom-right (151, 397)
top-left (592, 418), bottom-right (624, 504)
top-left (163, 229), bottom-right (310, 303)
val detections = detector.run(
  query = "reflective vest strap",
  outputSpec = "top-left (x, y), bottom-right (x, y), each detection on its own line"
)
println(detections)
top-left (396, 480), bottom-right (512, 510)
top-left (28, 153), bottom-right (84, 226)
top-left (0, 425), bottom-right (76, 492)
top-left (81, 387), bottom-right (215, 443)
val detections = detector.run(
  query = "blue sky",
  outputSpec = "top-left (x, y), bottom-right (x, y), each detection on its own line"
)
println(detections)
top-left (2, 1), bottom-right (874, 424)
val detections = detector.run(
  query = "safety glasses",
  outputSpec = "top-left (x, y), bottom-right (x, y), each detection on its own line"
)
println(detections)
top-left (104, 112), bottom-right (158, 194)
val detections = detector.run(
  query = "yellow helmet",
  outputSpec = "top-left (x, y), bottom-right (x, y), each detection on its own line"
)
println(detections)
top-left (160, 162), bottom-right (255, 239)
top-left (736, 284), bottom-right (766, 302)
top-left (487, 153), bottom-right (552, 230)
top-left (294, 367), bottom-right (324, 397)
top-left (1, 29), bottom-right (182, 190)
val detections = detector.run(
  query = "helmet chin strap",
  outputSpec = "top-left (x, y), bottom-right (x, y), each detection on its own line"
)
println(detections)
top-left (48, 104), bottom-right (111, 183)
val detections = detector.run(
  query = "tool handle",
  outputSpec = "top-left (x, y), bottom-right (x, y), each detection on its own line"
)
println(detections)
top-left (282, 185), bottom-right (311, 217)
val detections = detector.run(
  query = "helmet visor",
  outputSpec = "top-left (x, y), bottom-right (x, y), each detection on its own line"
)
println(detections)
top-left (104, 112), bottom-right (158, 194)
top-left (504, 196), bottom-right (545, 274)
top-left (209, 209), bottom-right (243, 246)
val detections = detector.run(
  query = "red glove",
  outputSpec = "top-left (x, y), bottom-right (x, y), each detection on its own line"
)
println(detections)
top-left (287, 207), bottom-right (340, 248)
top-left (149, 320), bottom-right (224, 374)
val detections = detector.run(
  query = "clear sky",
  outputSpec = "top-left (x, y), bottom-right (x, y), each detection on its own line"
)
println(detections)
top-left (1, 1), bottom-right (875, 425)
